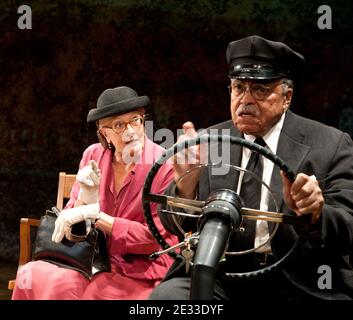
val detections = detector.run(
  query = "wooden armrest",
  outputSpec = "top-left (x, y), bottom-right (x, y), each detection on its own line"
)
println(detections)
top-left (19, 218), bottom-right (40, 266)
top-left (8, 218), bottom-right (40, 291)
top-left (9, 172), bottom-right (76, 291)
top-left (8, 280), bottom-right (16, 290)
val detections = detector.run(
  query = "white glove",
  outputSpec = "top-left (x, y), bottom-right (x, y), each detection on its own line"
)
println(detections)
top-left (77, 160), bottom-right (101, 204)
top-left (52, 203), bottom-right (100, 243)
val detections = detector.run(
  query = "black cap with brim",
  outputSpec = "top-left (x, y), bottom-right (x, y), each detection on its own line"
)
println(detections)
top-left (87, 86), bottom-right (150, 122)
top-left (229, 60), bottom-right (290, 80)
top-left (226, 36), bottom-right (305, 81)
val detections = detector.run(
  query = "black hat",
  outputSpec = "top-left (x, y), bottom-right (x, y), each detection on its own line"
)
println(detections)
top-left (226, 35), bottom-right (305, 80)
top-left (87, 86), bottom-right (150, 122)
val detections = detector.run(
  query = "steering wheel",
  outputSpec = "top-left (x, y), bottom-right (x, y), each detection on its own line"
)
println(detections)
top-left (142, 134), bottom-right (309, 283)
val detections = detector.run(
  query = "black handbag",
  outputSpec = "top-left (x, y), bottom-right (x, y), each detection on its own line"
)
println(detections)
top-left (33, 208), bottom-right (111, 279)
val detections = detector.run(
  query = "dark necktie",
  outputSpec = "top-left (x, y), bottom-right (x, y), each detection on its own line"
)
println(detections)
top-left (229, 137), bottom-right (266, 252)
top-left (240, 137), bottom-right (266, 210)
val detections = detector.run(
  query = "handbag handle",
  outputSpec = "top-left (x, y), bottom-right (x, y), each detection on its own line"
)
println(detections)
top-left (48, 207), bottom-right (93, 243)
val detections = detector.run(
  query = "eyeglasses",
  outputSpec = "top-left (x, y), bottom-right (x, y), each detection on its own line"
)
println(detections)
top-left (102, 115), bottom-right (145, 134)
top-left (228, 81), bottom-right (277, 101)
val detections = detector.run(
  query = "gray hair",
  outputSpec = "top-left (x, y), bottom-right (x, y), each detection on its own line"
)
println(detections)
top-left (281, 78), bottom-right (294, 96)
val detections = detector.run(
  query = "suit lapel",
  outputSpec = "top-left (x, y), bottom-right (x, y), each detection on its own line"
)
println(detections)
top-left (207, 122), bottom-right (243, 193)
top-left (268, 111), bottom-right (311, 214)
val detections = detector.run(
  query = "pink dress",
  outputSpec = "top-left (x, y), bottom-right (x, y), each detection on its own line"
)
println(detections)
top-left (12, 138), bottom-right (177, 300)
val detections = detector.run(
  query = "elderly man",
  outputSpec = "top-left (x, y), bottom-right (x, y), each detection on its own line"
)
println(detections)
top-left (150, 35), bottom-right (353, 300)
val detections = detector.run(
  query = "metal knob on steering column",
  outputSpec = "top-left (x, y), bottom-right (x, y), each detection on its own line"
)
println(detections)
top-left (190, 189), bottom-right (243, 300)
top-left (198, 188), bottom-right (243, 232)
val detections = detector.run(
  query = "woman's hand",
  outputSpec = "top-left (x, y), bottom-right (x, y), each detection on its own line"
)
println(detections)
top-left (77, 160), bottom-right (101, 204)
top-left (52, 203), bottom-right (101, 243)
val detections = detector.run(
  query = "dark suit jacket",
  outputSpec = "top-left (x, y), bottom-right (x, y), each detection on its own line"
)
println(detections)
top-left (160, 110), bottom-right (353, 299)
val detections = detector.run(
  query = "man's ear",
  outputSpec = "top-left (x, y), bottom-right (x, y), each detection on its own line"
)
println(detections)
top-left (283, 88), bottom-right (293, 110)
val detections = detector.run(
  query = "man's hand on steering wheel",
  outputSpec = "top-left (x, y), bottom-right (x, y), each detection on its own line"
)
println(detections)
top-left (281, 172), bottom-right (324, 224)
top-left (172, 121), bottom-right (201, 199)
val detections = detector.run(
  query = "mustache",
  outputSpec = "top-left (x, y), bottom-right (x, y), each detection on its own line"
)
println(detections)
top-left (236, 104), bottom-right (260, 116)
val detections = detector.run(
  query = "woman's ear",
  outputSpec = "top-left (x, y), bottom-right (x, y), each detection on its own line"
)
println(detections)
top-left (97, 130), bottom-right (109, 149)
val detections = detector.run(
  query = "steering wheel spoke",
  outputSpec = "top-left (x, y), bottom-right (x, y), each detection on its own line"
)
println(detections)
top-left (159, 209), bottom-right (200, 218)
top-left (144, 193), bottom-right (205, 212)
top-left (241, 207), bottom-right (303, 225)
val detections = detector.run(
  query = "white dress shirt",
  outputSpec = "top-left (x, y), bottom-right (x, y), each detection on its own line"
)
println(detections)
top-left (238, 112), bottom-right (286, 253)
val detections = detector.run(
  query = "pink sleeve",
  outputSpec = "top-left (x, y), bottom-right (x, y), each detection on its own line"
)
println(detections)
top-left (109, 163), bottom-right (177, 256)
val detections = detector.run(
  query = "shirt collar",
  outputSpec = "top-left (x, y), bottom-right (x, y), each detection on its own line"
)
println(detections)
top-left (243, 111), bottom-right (286, 153)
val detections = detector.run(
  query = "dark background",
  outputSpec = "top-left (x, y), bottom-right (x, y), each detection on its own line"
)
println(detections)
top-left (0, 0), bottom-right (353, 264)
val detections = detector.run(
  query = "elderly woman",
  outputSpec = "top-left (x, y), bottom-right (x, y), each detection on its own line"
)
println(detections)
top-left (12, 86), bottom-right (177, 299)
